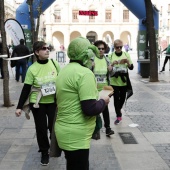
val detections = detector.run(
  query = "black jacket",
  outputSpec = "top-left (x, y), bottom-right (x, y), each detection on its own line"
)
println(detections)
top-left (11, 44), bottom-right (30, 57)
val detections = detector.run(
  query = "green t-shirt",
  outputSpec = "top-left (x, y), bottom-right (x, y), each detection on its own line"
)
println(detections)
top-left (166, 45), bottom-right (170, 54)
top-left (108, 52), bottom-right (133, 86)
top-left (55, 62), bottom-right (98, 151)
top-left (94, 56), bottom-right (108, 92)
top-left (24, 59), bottom-right (60, 103)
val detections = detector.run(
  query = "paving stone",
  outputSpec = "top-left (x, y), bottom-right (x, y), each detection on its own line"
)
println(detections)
top-left (1, 55), bottom-right (170, 169)
top-left (0, 161), bottom-right (24, 170)
top-left (2, 153), bottom-right (27, 162)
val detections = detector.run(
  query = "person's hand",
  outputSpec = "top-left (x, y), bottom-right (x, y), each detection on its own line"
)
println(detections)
top-left (108, 65), bottom-right (113, 71)
top-left (124, 59), bottom-right (129, 64)
top-left (100, 96), bottom-right (110, 105)
top-left (111, 60), bottom-right (118, 66)
top-left (15, 109), bottom-right (22, 117)
top-left (121, 59), bottom-right (130, 66)
top-left (125, 59), bottom-right (131, 66)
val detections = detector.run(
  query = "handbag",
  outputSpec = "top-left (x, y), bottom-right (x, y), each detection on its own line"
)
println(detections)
top-left (10, 60), bottom-right (17, 68)
top-left (10, 52), bottom-right (18, 68)
top-left (49, 108), bottom-right (62, 157)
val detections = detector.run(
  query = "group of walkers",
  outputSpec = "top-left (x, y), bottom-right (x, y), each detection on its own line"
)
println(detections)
top-left (14, 37), bottom-right (133, 169)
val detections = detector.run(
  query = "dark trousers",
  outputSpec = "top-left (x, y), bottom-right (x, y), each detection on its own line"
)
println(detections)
top-left (30, 103), bottom-right (56, 153)
top-left (102, 105), bottom-right (110, 129)
top-left (162, 56), bottom-right (170, 69)
top-left (16, 59), bottom-right (27, 82)
top-left (0, 58), bottom-right (4, 78)
top-left (111, 85), bottom-right (127, 117)
top-left (63, 149), bottom-right (89, 170)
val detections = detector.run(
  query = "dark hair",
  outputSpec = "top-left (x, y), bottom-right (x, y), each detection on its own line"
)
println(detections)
top-left (94, 40), bottom-right (107, 50)
top-left (20, 39), bottom-right (25, 45)
top-left (33, 41), bottom-right (46, 58)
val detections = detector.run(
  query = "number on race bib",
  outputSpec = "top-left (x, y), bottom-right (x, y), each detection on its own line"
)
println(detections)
top-left (41, 82), bottom-right (56, 96)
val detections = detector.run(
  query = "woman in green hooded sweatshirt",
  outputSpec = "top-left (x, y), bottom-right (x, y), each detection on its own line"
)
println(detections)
top-left (55, 37), bottom-right (110, 170)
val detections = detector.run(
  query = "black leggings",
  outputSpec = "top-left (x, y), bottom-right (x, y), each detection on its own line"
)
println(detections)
top-left (63, 149), bottom-right (89, 170)
top-left (162, 56), bottom-right (170, 68)
top-left (30, 103), bottom-right (56, 153)
top-left (111, 85), bottom-right (127, 117)
top-left (102, 105), bottom-right (110, 128)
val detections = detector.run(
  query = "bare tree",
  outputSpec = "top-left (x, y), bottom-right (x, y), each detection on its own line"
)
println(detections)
top-left (27, 0), bottom-right (43, 62)
top-left (35, 0), bottom-right (43, 42)
top-left (0, 0), bottom-right (12, 106)
top-left (144, 0), bottom-right (158, 82)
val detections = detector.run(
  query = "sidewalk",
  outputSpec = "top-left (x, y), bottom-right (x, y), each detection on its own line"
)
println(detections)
top-left (0, 51), bottom-right (170, 170)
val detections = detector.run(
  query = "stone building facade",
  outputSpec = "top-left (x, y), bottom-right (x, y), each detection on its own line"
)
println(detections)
top-left (154, 0), bottom-right (170, 50)
top-left (43, 0), bottom-right (139, 51)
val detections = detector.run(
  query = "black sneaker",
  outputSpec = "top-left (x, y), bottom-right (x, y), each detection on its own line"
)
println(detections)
top-left (106, 128), bottom-right (114, 136)
top-left (160, 67), bottom-right (165, 72)
top-left (92, 131), bottom-right (100, 140)
top-left (41, 152), bottom-right (49, 166)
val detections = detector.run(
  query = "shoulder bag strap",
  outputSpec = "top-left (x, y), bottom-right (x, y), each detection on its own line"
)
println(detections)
top-left (51, 59), bottom-right (59, 75)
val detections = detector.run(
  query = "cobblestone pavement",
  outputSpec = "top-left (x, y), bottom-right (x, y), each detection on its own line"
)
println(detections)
top-left (0, 51), bottom-right (170, 170)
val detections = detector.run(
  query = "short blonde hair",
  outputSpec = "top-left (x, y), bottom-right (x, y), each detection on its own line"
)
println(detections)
top-left (114, 39), bottom-right (123, 47)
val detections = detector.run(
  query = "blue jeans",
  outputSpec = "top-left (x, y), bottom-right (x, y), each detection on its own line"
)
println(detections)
top-left (16, 59), bottom-right (27, 82)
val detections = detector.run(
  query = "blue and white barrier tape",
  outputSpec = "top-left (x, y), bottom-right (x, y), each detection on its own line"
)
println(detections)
top-left (0, 53), bottom-right (34, 60)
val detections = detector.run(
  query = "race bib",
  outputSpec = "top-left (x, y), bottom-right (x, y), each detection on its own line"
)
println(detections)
top-left (41, 82), bottom-right (56, 96)
top-left (96, 75), bottom-right (106, 84)
top-left (115, 65), bottom-right (128, 73)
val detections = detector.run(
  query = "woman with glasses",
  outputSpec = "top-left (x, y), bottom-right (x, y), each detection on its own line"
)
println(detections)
top-left (15, 41), bottom-right (60, 166)
top-left (93, 40), bottom-right (114, 137)
top-left (108, 39), bottom-right (134, 125)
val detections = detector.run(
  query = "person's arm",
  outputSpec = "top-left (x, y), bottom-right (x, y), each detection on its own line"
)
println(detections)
top-left (162, 48), bottom-right (167, 53)
top-left (124, 53), bottom-right (134, 70)
top-left (27, 47), bottom-right (30, 55)
top-left (81, 99), bottom-right (106, 116)
top-left (16, 84), bottom-right (32, 109)
top-left (26, 47), bottom-right (30, 63)
top-left (128, 64), bottom-right (134, 70)
top-left (78, 72), bottom-right (110, 116)
top-left (15, 84), bottom-right (31, 117)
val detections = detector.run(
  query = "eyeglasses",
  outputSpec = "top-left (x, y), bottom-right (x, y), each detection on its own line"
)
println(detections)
top-left (115, 46), bottom-right (123, 49)
top-left (40, 47), bottom-right (50, 51)
top-left (98, 48), bottom-right (105, 51)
